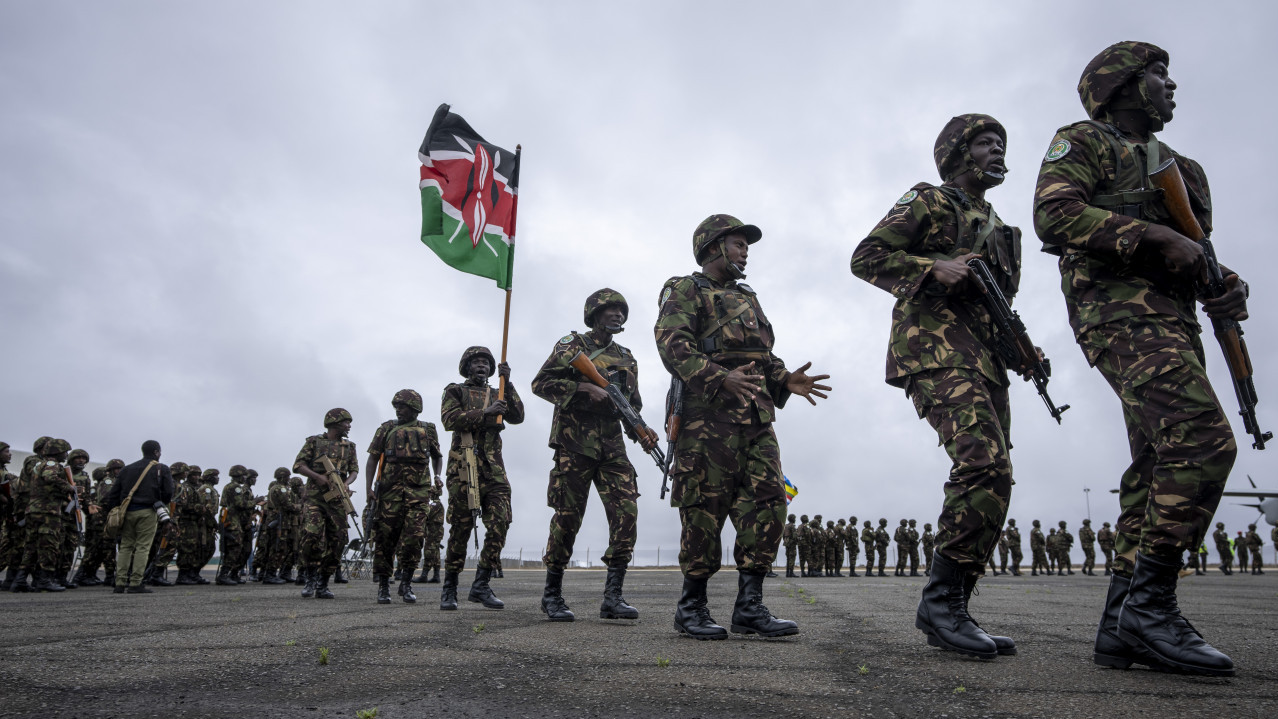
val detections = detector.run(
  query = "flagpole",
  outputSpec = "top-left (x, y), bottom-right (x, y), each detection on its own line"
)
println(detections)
top-left (495, 144), bottom-right (520, 424)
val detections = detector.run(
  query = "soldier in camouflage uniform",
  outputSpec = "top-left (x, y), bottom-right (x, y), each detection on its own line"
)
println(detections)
top-left (1030, 520), bottom-right (1047, 576)
top-left (56, 448), bottom-right (91, 588)
top-left (826, 520), bottom-right (843, 577)
top-left (175, 463), bottom-right (209, 585)
top-left (996, 531), bottom-right (1009, 576)
top-left (256, 468), bottom-right (292, 584)
top-left (1046, 529), bottom-right (1059, 573)
top-left (1057, 521), bottom-right (1075, 575)
top-left (852, 114), bottom-right (1023, 659)
top-left (79, 459), bottom-right (123, 586)
top-left (295, 408), bottom-right (360, 599)
top-left (922, 522), bottom-right (935, 575)
top-left (1097, 521), bottom-right (1116, 575)
top-left (846, 516), bottom-right (860, 577)
top-left (26, 440), bottom-right (74, 592)
top-left (894, 519), bottom-right (909, 577)
top-left (365, 389), bottom-right (443, 605)
top-left (1005, 519), bottom-right (1022, 576)
top-left (281, 475), bottom-right (304, 581)
top-left (533, 290), bottom-right (651, 622)
top-left (440, 347), bottom-right (524, 611)
top-left (906, 519), bottom-right (921, 576)
top-left (797, 514), bottom-right (812, 576)
top-left (862, 520), bottom-right (875, 575)
top-left (0, 442), bottom-right (16, 590)
top-left (1080, 519), bottom-right (1097, 576)
top-left (810, 515), bottom-right (826, 576)
top-left (1211, 522), bottom-right (1232, 575)
top-left (6, 438), bottom-right (52, 592)
top-left (198, 468), bottom-right (220, 577)
top-left (874, 519), bottom-right (890, 577)
top-left (1235, 532), bottom-right (1249, 573)
top-left (656, 213), bottom-right (829, 639)
top-left (414, 477), bottom-right (446, 584)
top-left (834, 519), bottom-right (848, 576)
top-left (782, 514), bottom-right (798, 577)
top-left (1035, 42), bottom-right (1243, 676)
top-left (216, 465), bottom-right (253, 585)
top-left (1252, 526), bottom-right (1268, 575)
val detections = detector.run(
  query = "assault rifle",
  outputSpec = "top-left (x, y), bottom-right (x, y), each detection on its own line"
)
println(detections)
top-left (1149, 157), bottom-right (1271, 450)
top-left (318, 455), bottom-right (364, 543)
top-left (568, 352), bottom-right (666, 471)
top-left (459, 433), bottom-right (482, 550)
top-left (965, 257), bottom-right (1070, 423)
top-left (661, 376), bottom-right (685, 500)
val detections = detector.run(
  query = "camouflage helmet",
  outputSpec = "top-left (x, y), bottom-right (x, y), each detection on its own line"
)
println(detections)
top-left (202, 468), bottom-right (220, 482)
top-left (289, 475), bottom-right (303, 487)
top-left (68, 448), bottom-right (90, 463)
top-left (814, 514), bottom-right (822, 521)
top-left (0, 441), bottom-right (8, 453)
top-left (900, 518), bottom-right (907, 526)
top-left (33, 436), bottom-right (52, 454)
top-left (1078, 41), bottom-right (1169, 130)
top-left (43, 438), bottom-right (71, 457)
top-left (274, 467), bottom-right (290, 480)
top-left (692, 214), bottom-right (761, 264)
top-left (1103, 521), bottom-right (1111, 527)
top-left (324, 408), bottom-right (352, 427)
top-left (169, 461), bottom-right (189, 476)
top-left (1059, 520), bottom-right (1068, 528)
top-left (186, 464), bottom-right (201, 478)
top-left (92, 467), bottom-right (106, 481)
top-left (392, 389), bottom-right (424, 413)
top-left (924, 523), bottom-right (932, 530)
top-left (1248, 524), bottom-right (1256, 530)
top-left (1007, 518), bottom-right (1016, 526)
top-left (229, 464), bottom-right (247, 478)
top-left (837, 518), bottom-right (846, 525)
top-left (933, 114), bottom-right (1007, 185)
top-left (908, 518), bottom-right (916, 525)
top-left (246, 468), bottom-right (259, 478)
top-left (1216, 521), bottom-right (1224, 528)
top-left (1033, 519), bottom-right (1041, 527)
top-left (827, 520), bottom-right (834, 527)
top-left (457, 346), bottom-right (497, 377)
top-left (800, 514), bottom-right (809, 522)
top-left (864, 520), bottom-right (871, 527)
top-left (583, 288), bottom-right (629, 327)
top-left (788, 513), bottom-right (796, 522)
top-left (1082, 518), bottom-right (1091, 525)
top-left (106, 458), bottom-right (125, 471)
top-left (850, 516), bottom-right (857, 523)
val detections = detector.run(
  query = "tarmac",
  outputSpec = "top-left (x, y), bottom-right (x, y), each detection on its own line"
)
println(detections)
top-left (0, 567), bottom-right (1274, 718)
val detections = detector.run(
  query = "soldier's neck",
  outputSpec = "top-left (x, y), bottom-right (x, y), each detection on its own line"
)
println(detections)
top-left (587, 328), bottom-right (613, 347)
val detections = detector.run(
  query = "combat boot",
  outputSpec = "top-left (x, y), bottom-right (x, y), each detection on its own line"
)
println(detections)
top-left (541, 569), bottom-right (574, 622)
top-left (495, 566), bottom-right (504, 578)
top-left (126, 583), bottom-right (154, 594)
top-left (1117, 553), bottom-right (1234, 677)
top-left (766, 569), bottom-right (778, 578)
top-left (962, 573), bottom-right (1016, 656)
top-left (264, 569), bottom-right (286, 585)
top-left (915, 552), bottom-right (997, 660)
top-left (877, 568), bottom-right (886, 577)
top-left (440, 571), bottom-right (459, 611)
top-left (399, 576), bottom-right (416, 603)
top-left (376, 575), bottom-right (392, 604)
top-left (1, 567), bottom-right (15, 591)
top-left (730, 571), bottom-right (798, 637)
top-left (176, 568), bottom-right (199, 586)
top-left (673, 576), bottom-right (727, 640)
top-left (149, 569), bottom-right (174, 587)
top-left (33, 570), bottom-right (66, 592)
top-left (600, 565), bottom-right (638, 620)
top-left (104, 571), bottom-right (116, 586)
top-left (393, 567), bottom-right (403, 582)
top-left (428, 567), bottom-right (440, 584)
top-left (1092, 573), bottom-right (1165, 670)
top-left (216, 566), bottom-right (237, 586)
top-left (315, 573), bottom-right (335, 599)
top-left (910, 568), bottom-right (920, 577)
top-left (280, 568), bottom-right (294, 583)
top-left (468, 567), bottom-right (504, 609)
top-left (413, 568), bottom-right (430, 583)
top-left (333, 566), bottom-right (348, 584)
top-left (849, 567), bottom-right (859, 577)
top-left (234, 568), bottom-right (246, 584)
top-left (72, 568), bottom-right (93, 587)
top-left (301, 569), bottom-right (316, 598)
top-left (294, 569), bottom-right (306, 586)
top-left (60, 571), bottom-right (76, 589)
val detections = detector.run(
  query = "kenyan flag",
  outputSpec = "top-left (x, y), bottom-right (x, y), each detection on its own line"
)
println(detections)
top-left (419, 104), bottom-right (520, 289)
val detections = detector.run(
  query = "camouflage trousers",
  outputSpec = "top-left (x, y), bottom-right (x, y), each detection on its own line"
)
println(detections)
top-left (175, 516), bottom-right (205, 571)
top-left (1238, 549), bottom-right (1250, 571)
top-left (1, 514), bottom-right (24, 571)
top-left (542, 448), bottom-right (638, 572)
top-left (26, 512), bottom-right (63, 572)
top-left (200, 522), bottom-right (218, 568)
top-left (1082, 546), bottom-right (1096, 572)
top-left (1215, 544), bottom-right (1232, 570)
top-left (669, 420), bottom-right (785, 579)
top-left (864, 541), bottom-right (875, 573)
top-left (798, 543), bottom-right (809, 571)
top-left (269, 519), bottom-right (299, 573)
top-left (1031, 547), bottom-right (1048, 573)
top-left (896, 544), bottom-right (908, 572)
top-left (300, 501), bottom-right (348, 575)
top-left (876, 545), bottom-right (889, 572)
top-left (58, 513), bottom-right (79, 575)
top-left (418, 502), bottom-right (444, 571)
top-left (219, 516), bottom-right (247, 573)
top-left (827, 544), bottom-right (842, 572)
top-left (997, 543), bottom-right (1008, 570)
top-left (924, 540), bottom-right (936, 572)
top-left (811, 544), bottom-right (825, 572)
top-left (1009, 544), bottom-right (1022, 567)
top-left (1079, 316), bottom-right (1236, 576)
top-left (846, 542), bottom-right (858, 570)
top-left (784, 541), bottom-right (795, 573)
top-left (147, 519), bottom-right (180, 574)
top-left (444, 459), bottom-right (511, 573)
top-left (905, 367), bottom-right (1013, 571)
top-left (1101, 546), bottom-right (1114, 572)
top-left (371, 466), bottom-right (434, 577)
top-left (80, 517), bottom-right (116, 576)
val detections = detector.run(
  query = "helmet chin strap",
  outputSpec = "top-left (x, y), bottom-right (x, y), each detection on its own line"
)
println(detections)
top-left (605, 323), bottom-right (625, 334)
top-left (960, 142), bottom-right (1007, 188)
top-left (719, 239), bottom-right (747, 279)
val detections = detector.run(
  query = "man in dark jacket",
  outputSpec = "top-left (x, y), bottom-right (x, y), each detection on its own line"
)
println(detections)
top-left (102, 441), bottom-right (174, 593)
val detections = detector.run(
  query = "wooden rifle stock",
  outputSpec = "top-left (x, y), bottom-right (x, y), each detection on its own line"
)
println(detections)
top-left (568, 351), bottom-right (665, 456)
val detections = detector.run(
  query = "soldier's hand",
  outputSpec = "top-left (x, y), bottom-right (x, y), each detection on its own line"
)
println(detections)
top-left (1143, 223), bottom-right (1204, 277)
top-left (723, 361), bottom-right (765, 404)
top-left (930, 252), bottom-right (981, 294)
top-left (484, 399), bottom-right (508, 416)
top-left (498, 361), bottom-right (511, 381)
top-left (637, 427), bottom-right (659, 452)
top-left (785, 362), bottom-right (832, 405)
top-left (1202, 273), bottom-right (1248, 321)
top-left (578, 382), bottom-right (611, 406)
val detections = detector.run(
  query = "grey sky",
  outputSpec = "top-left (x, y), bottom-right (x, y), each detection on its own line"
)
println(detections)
top-left (3, 1), bottom-right (1276, 565)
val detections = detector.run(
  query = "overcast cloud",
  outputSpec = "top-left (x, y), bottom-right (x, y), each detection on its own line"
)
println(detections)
top-left (2, 1), bottom-right (1275, 565)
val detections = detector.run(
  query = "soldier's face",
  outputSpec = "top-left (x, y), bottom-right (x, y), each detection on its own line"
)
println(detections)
top-left (967, 130), bottom-right (1006, 177)
top-left (723, 234), bottom-right (750, 272)
top-left (393, 403), bottom-right (418, 423)
top-left (1144, 61), bottom-right (1176, 122)
top-left (0, 448), bottom-right (10, 464)
top-left (334, 419), bottom-right (352, 438)
top-left (593, 305), bottom-right (626, 333)
top-left (70, 457), bottom-right (87, 471)
top-left (468, 357), bottom-right (492, 381)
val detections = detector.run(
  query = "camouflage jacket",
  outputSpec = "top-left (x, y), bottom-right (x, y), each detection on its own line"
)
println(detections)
top-left (294, 434), bottom-right (359, 508)
top-left (1097, 527), bottom-right (1115, 549)
top-left (851, 183), bottom-right (1022, 387)
top-left (1212, 528), bottom-right (1230, 549)
top-left (907, 527), bottom-right (920, 548)
top-left (1060, 530), bottom-right (1075, 550)
top-left (1005, 526), bottom-right (1021, 548)
top-left (894, 525), bottom-right (909, 546)
top-left (368, 418), bottom-right (442, 485)
top-left (846, 525), bottom-right (859, 546)
top-left (1245, 531), bottom-right (1263, 551)
top-left (532, 331), bottom-right (642, 461)
top-left (998, 534), bottom-right (1008, 552)
top-left (1046, 533), bottom-right (1058, 552)
top-left (1079, 526), bottom-right (1096, 547)
top-left (782, 521), bottom-right (796, 546)
top-left (269, 480), bottom-right (296, 516)
top-left (221, 480), bottom-right (255, 518)
top-left (810, 523), bottom-right (826, 549)
top-left (862, 528), bottom-right (875, 547)
top-left (922, 530), bottom-right (935, 548)
top-left (202, 484), bottom-right (220, 523)
top-left (176, 478), bottom-right (204, 519)
top-left (30, 459), bottom-right (75, 516)
top-left (875, 527), bottom-right (890, 548)
top-left (441, 378), bottom-right (525, 461)
top-left (1034, 121), bottom-right (1217, 340)
top-left (828, 525), bottom-right (843, 549)
top-left (1030, 528), bottom-right (1045, 550)
top-left (0, 466), bottom-right (13, 518)
top-left (795, 522), bottom-right (810, 548)
top-left (655, 272), bottom-right (791, 425)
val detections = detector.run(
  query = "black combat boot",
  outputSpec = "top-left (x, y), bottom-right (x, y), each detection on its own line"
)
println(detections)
top-left (428, 567), bottom-right (440, 584)
top-left (149, 569), bottom-right (174, 587)
top-left (962, 573), bottom-right (1016, 656)
top-left (377, 575), bottom-right (392, 604)
top-left (301, 569), bottom-right (316, 598)
top-left (910, 568), bottom-right (920, 577)
top-left (126, 582), bottom-right (154, 594)
top-left (393, 567), bottom-right (403, 581)
top-left (33, 570), bottom-right (66, 593)
top-left (1, 567), bottom-right (15, 591)
top-left (333, 566), bottom-right (348, 584)
top-left (315, 573), bottom-right (335, 599)
top-left (835, 567), bottom-right (844, 577)
top-left (766, 569), bottom-right (778, 578)
top-left (849, 566), bottom-right (859, 577)
top-left (541, 569), bottom-right (574, 622)
top-left (495, 566), bottom-right (504, 579)
top-left (468, 567), bottom-right (504, 609)
top-left (915, 553), bottom-right (997, 660)
top-left (216, 566), bottom-right (237, 586)
top-left (176, 568), bottom-right (199, 586)
top-left (600, 565), bottom-right (638, 620)
top-left (877, 567), bottom-right (886, 577)
top-left (440, 571), bottom-right (459, 611)
top-left (1092, 573), bottom-right (1166, 670)
top-left (234, 568), bottom-right (246, 584)
top-left (1117, 553), bottom-right (1234, 677)
top-left (399, 576), bottom-right (416, 603)
top-left (264, 569), bottom-right (286, 585)
top-left (673, 576), bottom-right (727, 640)
top-left (294, 568), bottom-right (306, 586)
top-left (730, 571), bottom-right (798, 637)
top-left (413, 568), bottom-right (430, 583)
top-left (280, 567), bottom-right (294, 583)
top-left (104, 571), bottom-right (116, 586)
top-left (61, 570), bottom-right (77, 589)
top-left (72, 568), bottom-right (92, 587)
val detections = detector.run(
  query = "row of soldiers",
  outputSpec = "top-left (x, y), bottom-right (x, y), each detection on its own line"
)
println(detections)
top-left (1210, 522), bottom-right (1270, 576)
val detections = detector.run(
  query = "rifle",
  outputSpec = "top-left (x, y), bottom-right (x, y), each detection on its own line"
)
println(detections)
top-left (366, 453), bottom-right (384, 539)
top-left (661, 376), bottom-right (685, 500)
top-left (1148, 157), bottom-right (1271, 450)
top-left (965, 257), bottom-right (1070, 423)
top-left (459, 432), bottom-right (482, 550)
top-left (568, 352), bottom-right (667, 471)
top-left (318, 455), bottom-right (364, 543)
top-left (63, 468), bottom-right (84, 544)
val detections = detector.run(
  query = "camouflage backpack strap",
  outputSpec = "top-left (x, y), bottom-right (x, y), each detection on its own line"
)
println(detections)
top-left (1077, 120), bottom-right (1163, 215)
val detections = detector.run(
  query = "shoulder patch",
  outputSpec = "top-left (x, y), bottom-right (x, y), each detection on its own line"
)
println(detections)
top-left (1045, 139), bottom-right (1071, 162)
top-left (896, 190), bottom-right (919, 205)
top-left (558, 334), bottom-right (573, 345)
top-left (659, 286), bottom-right (673, 307)
top-left (234, 487), bottom-right (242, 494)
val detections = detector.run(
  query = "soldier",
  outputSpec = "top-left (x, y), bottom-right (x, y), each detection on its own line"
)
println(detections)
top-left (862, 520), bottom-right (875, 576)
top-left (874, 519), bottom-right (890, 577)
top-left (846, 516), bottom-right (860, 577)
top-left (1004, 519), bottom-right (1021, 576)
top-left (198, 468), bottom-right (220, 578)
top-left (143, 461), bottom-right (184, 586)
top-left (6, 438), bottom-right (52, 593)
top-left (1058, 521), bottom-right (1075, 576)
top-left (440, 347), bottom-right (524, 611)
top-left (796, 513), bottom-right (810, 577)
top-left (834, 519), bottom-right (848, 576)
top-left (282, 475), bottom-right (305, 582)
top-left (1080, 519), bottom-right (1097, 576)
top-left (365, 389), bottom-right (443, 605)
top-left (894, 519), bottom-right (909, 577)
top-left (827, 520), bottom-right (843, 577)
top-left (258, 468), bottom-right (293, 584)
top-left (216, 466), bottom-right (252, 585)
top-left (1234, 532), bottom-right (1249, 574)
top-left (175, 462), bottom-right (209, 585)
top-left (1030, 520), bottom-right (1047, 577)
top-left (1212, 522), bottom-right (1232, 575)
top-left (414, 476), bottom-right (446, 584)
top-left (0, 442), bottom-right (16, 590)
top-left (922, 522), bottom-right (936, 575)
top-left (656, 213), bottom-right (829, 639)
top-left (294, 408), bottom-right (360, 599)
top-left (1035, 41), bottom-right (1241, 676)
top-left (1046, 528), bottom-right (1059, 574)
top-left (851, 114), bottom-right (1023, 660)
top-left (782, 514), bottom-right (798, 578)
top-left (906, 519), bottom-right (921, 577)
top-left (996, 532), bottom-right (1009, 576)
top-left (242, 470), bottom-right (263, 580)
top-left (1097, 521), bottom-right (1116, 576)
top-left (532, 290), bottom-right (651, 622)
top-left (29, 439), bottom-right (78, 592)
top-left (812, 515), bottom-right (827, 577)
top-left (57, 448), bottom-right (91, 588)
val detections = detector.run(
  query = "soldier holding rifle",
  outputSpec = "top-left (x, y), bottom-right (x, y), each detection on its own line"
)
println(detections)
top-left (293, 408), bottom-right (359, 599)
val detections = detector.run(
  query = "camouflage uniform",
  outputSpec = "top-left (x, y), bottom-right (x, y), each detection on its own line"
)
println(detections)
top-left (175, 466), bottom-right (208, 582)
top-left (280, 477), bottom-right (304, 578)
top-left (655, 218), bottom-right (796, 582)
top-left (810, 516), bottom-right (825, 575)
top-left (59, 451), bottom-right (91, 582)
top-left (1057, 522), bottom-right (1075, 575)
top-left (199, 469), bottom-right (221, 570)
top-left (368, 393), bottom-right (443, 580)
top-left (28, 441), bottom-right (74, 576)
top-left (846, 517), bottom-right (860, 575)
top-left (874, 520), bottom-right (890, 575)
top-left (851, 114), bottom-right (1022, 573)
top-left (862, 521), bottom-right (875, 575)
top-left (295, 417), bottom-right (359, 578)
top-left (532, 324), bottom-right (642, 573)
top-left (1097, 522), bottom-right (1115, 575)
top-left (1080, 520), bottom-right (1097, 575)
top-left (143, 461), bottom-right (184, 583)
top-left (442, 347), bottom-right (525, 573)
top-left (834, 519), bottom-right (848, 575)
top-left (79, 460), bottom-right (122, 581)
top-left (996, 531), bottom-right (1008, 574)
top-left (894, 519), bottom-right (910, 576)
top-left (1235, 533), bottom-right (1249, 573)
top-left (217, 467), bottom-right (254, 580)
top-left (259, 471), bottom-right (294, 579)
top-left (1030, 521), bottom-right (1047, 575)
top-left (1212, 524), bottom-right (1232, 573)
top-left (826, 520), bottom-right (843, 576)
top-left (0, 443), bottom-right (16, 585)
top-left (1034, 42), bottom-right (1238, 577)
top-left (417, 482), bottom-right (445, 577)
top-left (921, 523), bottom-right (936, 574)
top-left (1046, 530), bottom-right (1059, 573)
top-left (781, 515), bottom-right (797, 576)
top-left (796, 515), bottom-right (811, 575)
